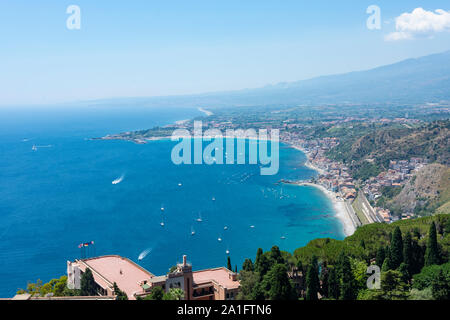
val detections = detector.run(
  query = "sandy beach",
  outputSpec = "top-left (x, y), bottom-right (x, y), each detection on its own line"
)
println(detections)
top-left (288, 143), bottom-right (356, 236)
top-left (297, 183), bottom-right (356, 236)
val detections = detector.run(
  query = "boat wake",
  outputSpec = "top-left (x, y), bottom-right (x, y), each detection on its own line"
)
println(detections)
top-left (138, 248), bottom-right (152, 261)
top-left (112, 174), bottom-right (125, 185)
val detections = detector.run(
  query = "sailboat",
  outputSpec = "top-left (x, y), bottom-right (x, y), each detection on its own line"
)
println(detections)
top-left (32, 145), bottom-right (37, 151)
top-left (191, 226), bottom-right (196, 236)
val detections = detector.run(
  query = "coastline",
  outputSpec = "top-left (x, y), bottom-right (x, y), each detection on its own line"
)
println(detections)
top-left (288, 144), bottom-right (356, 237)
top-left (295, 182), bottom-right (356, 237)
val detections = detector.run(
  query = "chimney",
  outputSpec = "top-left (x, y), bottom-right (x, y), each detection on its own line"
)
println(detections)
top-left (183, 255), bottom-right (187, 267)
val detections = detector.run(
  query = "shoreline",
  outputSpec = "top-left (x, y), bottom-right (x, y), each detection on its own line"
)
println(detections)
top-left (295, 182), bottom-right (356, 237)
top-left (288, 144), bottom-right (356, 237)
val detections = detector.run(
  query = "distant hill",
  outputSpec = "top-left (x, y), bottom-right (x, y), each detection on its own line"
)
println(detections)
top-left (388, 164), bottom-right (450, 216)
top-left (87, 50), bottom-right (450, 107)
top-left (327, 120), bottom-right (450, 180)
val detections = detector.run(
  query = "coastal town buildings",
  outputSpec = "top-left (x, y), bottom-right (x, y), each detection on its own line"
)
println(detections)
top-left (67, 255), bottom-right (240, 300)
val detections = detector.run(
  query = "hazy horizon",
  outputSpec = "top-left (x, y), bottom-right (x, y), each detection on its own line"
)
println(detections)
top-left (1, 0), bottom-right (450, 106)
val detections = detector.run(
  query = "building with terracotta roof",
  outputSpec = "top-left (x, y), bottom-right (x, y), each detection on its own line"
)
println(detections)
top-left (67, 254), bottom-right (240, 300)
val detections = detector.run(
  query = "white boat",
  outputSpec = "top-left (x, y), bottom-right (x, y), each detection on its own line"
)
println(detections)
top-left (281, 236), bottom-right (286, 240)
top-left (226, 249), bottom-right (230, 255)
top-left (224, 226), bottom-right (228, 230)
top-left (191, 226), bottom-right (195, 236)
top-left (212, 197), bottom-right (216, 201)
top-left (161, 207), bottom-right (165, 211)
top-left (218, 237), bottom-right (222, 242)
top-left (250, 225), bottom-right (255, 229)
top-left (196, 212), bottom-right (203, 222)
top-left (32, 145), bottom-right (37, 151)
top-left (178, 183), bottom-right (182, 187)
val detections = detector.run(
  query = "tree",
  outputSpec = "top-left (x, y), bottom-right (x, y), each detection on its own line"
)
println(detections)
top-left (255, 248), bottom-right (263, 269)
top-left (237, 270), bottom-right (260, 300)
top-left (163, 288), bottom-right (184, 300)
top-left (381, 270), bottom-right (408, 300)
top-left (261, 264), bottom-right (295, 300)
top-left (320, 268), bottom-right (329, 298)
top-left (242, 258), bottom-right (254, 272)
top-left (381, 257), bottom-right (391, 272)
top-left (148, 286), bottom-right (164, 300)
top-left (398, 263), bottom-right (410, 285)
top-left (80, 268), bottom-right (97, 296)
top-left (376, 246), bottom-right (386, 267)
top-left (431, 269), bottom-right (450, 300)
top-left (390, 227), bottom-right (403, 270)
top-left (403, 232), bottom-right (413, 276)
top-left (255, 254), bottom-right (271, 279)
top-left (270, 246), bottom-right (284, 264)
top-left (328, 267), bottom-right (340, 299)
top-left (113, 282), bottom-right (128, 300)
top-left (305, 256), bottom-right (319, 300)
top-left (410, 237), bottom-right (425, 275)
top-left (425, 222), bottom-right (440, 266)
top-left (338, 253), bottom-right (356, 300)
top-left (227, 256), bottom-right (232, 271)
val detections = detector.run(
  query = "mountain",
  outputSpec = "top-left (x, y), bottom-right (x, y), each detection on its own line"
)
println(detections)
top-left (85, 50), bottom-right (450, 108)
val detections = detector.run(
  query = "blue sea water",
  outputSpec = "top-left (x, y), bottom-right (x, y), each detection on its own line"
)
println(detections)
top-left (0, 105), bottom-right (344, 297)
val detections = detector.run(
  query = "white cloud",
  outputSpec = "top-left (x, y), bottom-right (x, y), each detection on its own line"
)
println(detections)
top-left (385, 8), bottom-right (450, 41)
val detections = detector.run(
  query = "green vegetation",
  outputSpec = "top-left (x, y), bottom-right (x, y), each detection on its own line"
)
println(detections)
top-left (17, 276), bottom-right (79, 297)
top-left (113, 282), bottom-right (128, 300)
top-left (239, 214), bottom-right (450, 300)
top-left (80, 268), bottom-right (97, 296)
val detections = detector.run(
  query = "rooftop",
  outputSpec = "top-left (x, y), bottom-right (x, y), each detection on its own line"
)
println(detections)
top-left (193, 267), bottom-right (239, 290)
top-left (80, 255), bottom-right (153, 300)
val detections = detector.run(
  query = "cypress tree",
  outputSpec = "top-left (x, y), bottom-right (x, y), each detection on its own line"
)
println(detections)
top-left (227, 256), bottom-right (232, 271)
top-left (390, 227), bottom-right (403, 270)
top-left (410, 238), bottom-right (424, 275)
top-left (255, 248), bottom-right (263, 270)
top-left (339, 254), bottom-right (356, 300)
top-left (320, 268), bottom-right (329, 298)
top-left (328, 267), bottom-right (340, 299)
top-left (425, 222), bottom-right (440, 266)
top-left (403, 232), bottom-right (413, 275)
top-left (376, 246), bottom-right (386, 267)
top-left (305, 256), bottom-right (319, 300)
top-left (242, 258), bottom-right (254, 272)
top-left (80, 268), bottom-right (97, 296)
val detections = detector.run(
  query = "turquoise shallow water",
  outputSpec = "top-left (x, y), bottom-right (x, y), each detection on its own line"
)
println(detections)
top-left (0, 106), bottom-right (344, 297)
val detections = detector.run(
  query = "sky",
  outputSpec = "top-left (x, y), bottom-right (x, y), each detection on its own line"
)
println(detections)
top-left (1, 0), bottom-right (450, 106)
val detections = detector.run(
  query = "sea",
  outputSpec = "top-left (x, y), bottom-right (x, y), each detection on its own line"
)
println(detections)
top-left (0, 104), bottom-right (345, 297)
